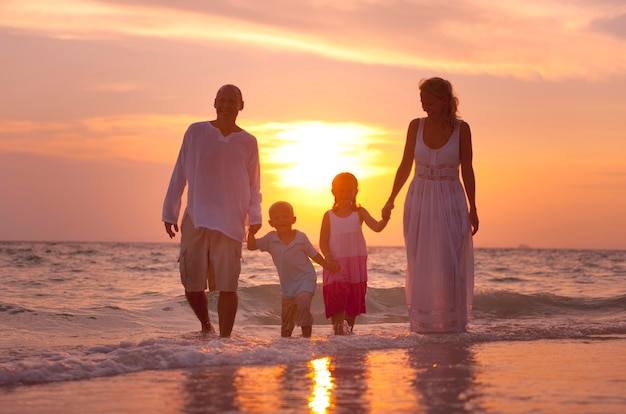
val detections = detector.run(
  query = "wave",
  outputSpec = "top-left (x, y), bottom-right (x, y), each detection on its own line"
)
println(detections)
top-left (1, 323), bottom-right (625, 387)
top-left (237, 286), bottom-right (624, 324)
top-left (236, 285), bottom-right (409, 325)
top-left (2, 287), bottom-right (624, 327)
top-left (472, 290), bottom-right (626, 317)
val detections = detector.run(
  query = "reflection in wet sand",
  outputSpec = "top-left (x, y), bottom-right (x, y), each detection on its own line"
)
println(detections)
top-left (181, 366), bottom-right (238, 413)
top-left (366, 350), bottom-right (419, 412)
top-left (309, 357), bottom-right (332, 413)
top-left (329, 352), bottom-right (369, 411)
top-left (408, 342), bottom-right (482, 413)
top-left (322, 342), bottom-right (480, 412)
top-left (178, 341), bottom-right (481, 413)
top-left (234, 365), bottom-right (286, 412)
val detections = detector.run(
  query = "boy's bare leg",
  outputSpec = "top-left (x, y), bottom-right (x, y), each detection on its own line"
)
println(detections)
top-left (281, 296), bottom-right (297, 337)
top-left (218, 291), bottom-right (238, 337)
top-left (185, 291), bottom-right (214, 333)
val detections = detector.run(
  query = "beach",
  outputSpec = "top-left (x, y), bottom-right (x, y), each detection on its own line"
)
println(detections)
top-left (2, 333), bottom-right (624, 413)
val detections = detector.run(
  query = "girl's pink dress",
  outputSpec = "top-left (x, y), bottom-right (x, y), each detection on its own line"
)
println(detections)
top-left (322, 210), bottom-right (368, 318)
top-left (404, 118), bottom-right (474, 333)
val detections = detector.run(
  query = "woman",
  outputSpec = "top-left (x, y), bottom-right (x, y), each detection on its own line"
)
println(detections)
top-left (383, 77), bottom-right (479, 333)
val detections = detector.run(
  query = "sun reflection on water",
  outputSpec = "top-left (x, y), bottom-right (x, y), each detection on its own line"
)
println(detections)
top-left (308, 357), bottom-right (333, 413)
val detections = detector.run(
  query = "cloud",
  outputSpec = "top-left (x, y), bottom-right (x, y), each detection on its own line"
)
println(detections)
top-left (1, 0), bottom-right (625, 80)
top-left (0, 115), bottom-right (189, 162)
top-left (590, 12), bottom-right (626, 39)
top-left (84, 82), bottom-right (141, 93)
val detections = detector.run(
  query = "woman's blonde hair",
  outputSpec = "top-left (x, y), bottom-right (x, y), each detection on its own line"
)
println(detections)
top-left (419, 77), bottom-right (460, 132)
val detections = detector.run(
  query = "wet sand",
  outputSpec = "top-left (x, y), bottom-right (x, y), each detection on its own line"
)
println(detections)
top-left (1, 338), bottom-right (624, 414)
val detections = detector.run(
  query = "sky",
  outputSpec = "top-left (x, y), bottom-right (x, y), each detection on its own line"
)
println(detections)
top-left (1, 0), bottom-right (625, 249)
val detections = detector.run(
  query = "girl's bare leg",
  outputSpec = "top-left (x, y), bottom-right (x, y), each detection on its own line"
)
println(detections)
top-left (331, 312), bottom-right (347, 335)
top-left (346, 315), bottom-right (355, 334)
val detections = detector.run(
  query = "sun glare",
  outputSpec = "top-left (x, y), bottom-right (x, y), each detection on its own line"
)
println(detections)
top-left (309, 357), bottom-right (332, 413)
top-left (252, 121), bottom-right (390, 191)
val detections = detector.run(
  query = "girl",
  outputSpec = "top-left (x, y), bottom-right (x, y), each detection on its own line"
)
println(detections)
top-left (319, 172), bottom-right (390, 335)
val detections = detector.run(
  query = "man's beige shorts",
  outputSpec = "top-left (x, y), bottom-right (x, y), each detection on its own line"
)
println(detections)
top-left (179, 213), bottom-right (241, 292)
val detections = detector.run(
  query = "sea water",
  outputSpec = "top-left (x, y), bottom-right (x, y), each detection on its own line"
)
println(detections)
top-left (0, 241), bottom-right (625, 413)
top-left (1, 241), bottom-right (624, 384)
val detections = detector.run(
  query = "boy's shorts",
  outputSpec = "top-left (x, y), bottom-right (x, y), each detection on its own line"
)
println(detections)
top-left (179, 213), bottom-right (242, 292)
top-left (281, 292), bottom-right (314, 335)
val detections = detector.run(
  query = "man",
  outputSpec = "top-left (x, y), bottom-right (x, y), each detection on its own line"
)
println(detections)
top-left (163, 84), bottom-right (262, 337)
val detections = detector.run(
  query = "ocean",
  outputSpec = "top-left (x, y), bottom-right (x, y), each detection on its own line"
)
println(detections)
top-left (0, 241), bottom-right (624, 413)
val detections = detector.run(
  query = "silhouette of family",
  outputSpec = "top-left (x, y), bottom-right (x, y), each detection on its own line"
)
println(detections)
top-left (162, 79), bottom-right (478, 337)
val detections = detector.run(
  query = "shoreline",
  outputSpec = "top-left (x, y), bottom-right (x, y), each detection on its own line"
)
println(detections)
top-left (1, 337), bottom-right (624, 414)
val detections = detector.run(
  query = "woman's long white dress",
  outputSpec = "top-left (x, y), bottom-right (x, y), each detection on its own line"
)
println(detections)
top-left (403, 118), bottom-right (474, 333)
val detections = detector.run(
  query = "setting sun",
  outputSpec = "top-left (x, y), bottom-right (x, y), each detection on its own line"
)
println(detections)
top-left (251, 121), bottom-right (391, 190)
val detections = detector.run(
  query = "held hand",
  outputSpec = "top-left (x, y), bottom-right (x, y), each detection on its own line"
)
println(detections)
top-left (382, 201), bottom-right (394, 219)
top-left (323, 253), bottom-right (340, 272)
top-left (382, 208), bottom-right (392, 221)
top-left (328, 259), bottom-right (340, 273)
top-left (164, 222), bottom-right (179, 239)
top-left (248, 223), bottom-right (262, 235)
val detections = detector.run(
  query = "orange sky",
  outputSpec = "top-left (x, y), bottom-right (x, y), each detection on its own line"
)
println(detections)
top-left (1, 0), bottom-right (625, 249)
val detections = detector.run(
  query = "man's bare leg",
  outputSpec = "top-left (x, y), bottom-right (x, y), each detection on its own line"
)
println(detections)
top-left (218, 291), bottom-right (238, 337)
top-left (185, 291), bottom-right (214, 333)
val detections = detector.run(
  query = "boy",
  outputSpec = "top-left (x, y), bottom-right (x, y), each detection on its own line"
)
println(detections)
top-left (247, 201), bottom-right (338, 337)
